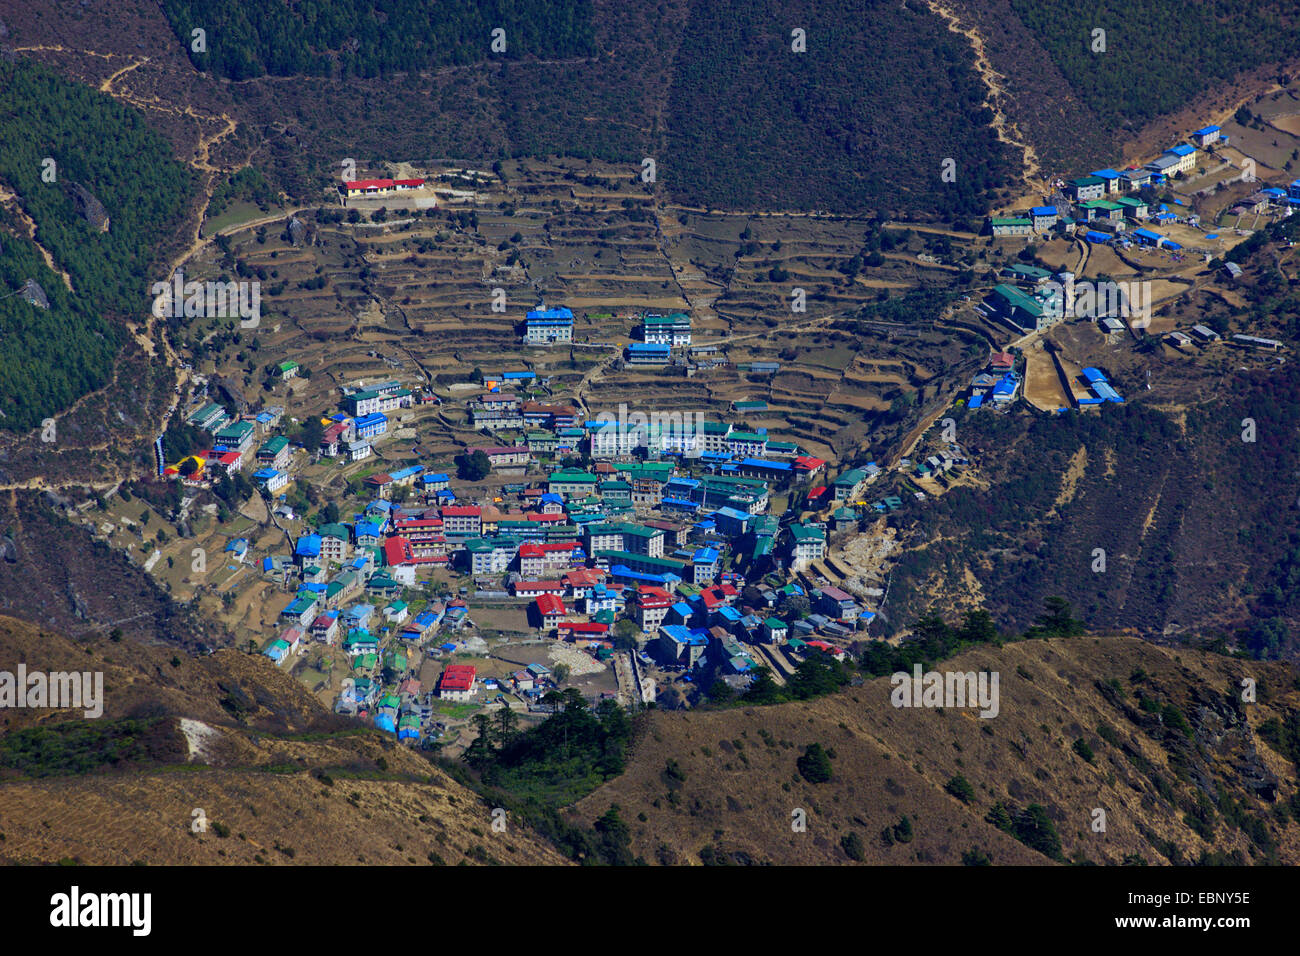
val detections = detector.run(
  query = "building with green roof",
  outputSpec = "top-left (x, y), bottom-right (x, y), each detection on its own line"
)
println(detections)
top-left (989, 217), bottom-right (1032, 237)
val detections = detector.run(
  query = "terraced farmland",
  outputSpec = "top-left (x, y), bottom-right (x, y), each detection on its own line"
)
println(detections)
top-left (180, 159), bottom-right (992, 466)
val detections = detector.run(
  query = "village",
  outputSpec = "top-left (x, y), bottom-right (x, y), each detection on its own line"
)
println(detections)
top-left (133, 324), bottom-right (909, 754)
top-left (79, 113), bottom-right (1299, 756)
top-left (970, 121), bottom-right (1296, 413)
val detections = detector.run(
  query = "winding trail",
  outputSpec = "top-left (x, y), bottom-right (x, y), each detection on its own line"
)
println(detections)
top-left (923, 0), bottom-right (1043, 191)
top-left (0, 46), bottom-right (246, 491)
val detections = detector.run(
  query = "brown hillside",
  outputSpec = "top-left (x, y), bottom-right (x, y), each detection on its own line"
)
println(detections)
top-left (0, 616), bottom-right (568, 865)
top-left (576, 636), bottom-right (1300, 865)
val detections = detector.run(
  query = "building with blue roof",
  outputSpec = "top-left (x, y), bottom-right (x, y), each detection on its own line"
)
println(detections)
top-left (1191, 125), bottom-right (1221, 147)
top-left (264, 640), bottom-right (291, 666)
top-left (668, 601), bottom-right (694, 626)
top-left (692, 546), bottom-right (720, 584)
top-left (991, 374), bottom-right (1020, 404)
top-left (625, 342), bottom-right (671, 365)
top-left (716, 605), bottom-right (742, 625)
top-left (354, 412), bottom-right (387, 439)
top-left (1093, 381), bottom-right (1123, 402)
top-left (1088, 170), bottom-right (1121, 195)
top-left (1030, 206), bottom-right (1058, 231)
top-left (252, 468), bottom-right (288, 493)
top-left (523, 303), bottom-right (574, 344)
top-left (525, 304), bottom-right (573, 320)
top-left (608, 564), bottom-right (680, 588)
top-left (664, 476), bottom-right (701, 492)
top-left (1158, 144), bottom-right (1197, 176)
top-left (733, 457), bottom-right (792, 479)
top-left (660, 498), bottom-right (699, 513)
top-left (657, 624), bottom-right (710, 668)
top-left (712, 506), bottom-right (751, 537)
top-left (293, 535), bottom-right (321, 564)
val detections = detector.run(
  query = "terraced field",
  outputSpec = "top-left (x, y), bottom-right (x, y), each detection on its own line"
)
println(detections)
top-left (185, 159), bottom-right (988, 468)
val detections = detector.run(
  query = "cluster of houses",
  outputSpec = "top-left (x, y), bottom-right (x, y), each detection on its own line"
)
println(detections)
top-left (1161, 324), bottom-right (1275, 351)
top-left (233, 428), bottom-right (887, 732)
top-left (467, 410), bottom-right (824, 490)
top-left (988, 122), bottom-right (1300, 249)
top-left (170, 401), bottom-right (292, 492)
top-left (626, 311), bottom-right (693, 366)
top-left (966, 350), bottom-right (1020, 409)
top-left (518, 302), bottom-right (697, 365)
top-left (169, 374), bottom-right (444, 495)
top-left (168, 295), bottom-right (912, 734)
top-left (982, 261), bottom-right (1146, 335)
top-left (651, 579), bottom-right (862, 680)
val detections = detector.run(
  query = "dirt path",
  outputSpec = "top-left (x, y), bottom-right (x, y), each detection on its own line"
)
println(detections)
top-left (0, 186), bottom-right (74, 291)
top-left (0, 47), bottom-right (249, 492)
top-left (923, 0), bottom-right (1043, 191)
top-left (99, 57), bottom-right (148, 93)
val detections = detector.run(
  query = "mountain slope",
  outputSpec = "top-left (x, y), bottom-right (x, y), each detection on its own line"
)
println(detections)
top-left (0, 615), bottom-right (568, 865)
top-left (575, 636), bottom-right (1300, 865)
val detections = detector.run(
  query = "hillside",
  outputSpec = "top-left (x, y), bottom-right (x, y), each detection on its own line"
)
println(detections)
top-left (3, 0), bottom-right (1016, 219)
top-left (0, 491), bottom-right (221, 651)
top-left (951, 0), bottom-right (1300, 176)
top-left (0, 616), bottom-right (567, 865)
top-left (879, 330), bottom-right (1300, 650)
top-left (575, 636), bottom-right (1300, 865)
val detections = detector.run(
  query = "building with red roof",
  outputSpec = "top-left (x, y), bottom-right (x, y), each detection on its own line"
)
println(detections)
top-left (440, 505), bottom-right (482, 536)
top-left (518, 540), bottom-right (584, 576)
top-left (557, 621), bottom-right (611, 640)
top-left (513, 580), bottom-right (566, 597)
top-left (523, 511), bottom-right (566, 524)
top-left (534, 594), bottom-right (567, 630)
top-left (635, 585), bottom-right (674, 632)
top-left (437, 663), bottom-right (477, 700)
top-left (341, 178), bottom-right (426, 198)
top-left (383, 536), bottom-right (416, 567)
top-left (563, 568), bottom-right (606, 596)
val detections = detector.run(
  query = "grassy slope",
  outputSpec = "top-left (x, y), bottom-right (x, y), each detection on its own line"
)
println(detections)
top-left (576, 636), bottom-right (1300, 865)
top-left (0, 615), bottom-right (567, 865)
